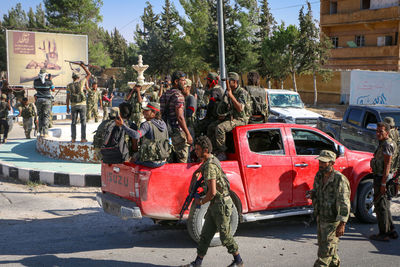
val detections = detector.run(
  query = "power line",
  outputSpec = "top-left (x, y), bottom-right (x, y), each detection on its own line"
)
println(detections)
top-left (272, 1), bottom-right (320, 11)
top-left (119, 17), bottom-right (141, 31)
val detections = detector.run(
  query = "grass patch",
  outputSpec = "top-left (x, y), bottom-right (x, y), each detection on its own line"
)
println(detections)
top-left (26, 180), bottom-right (45, 188)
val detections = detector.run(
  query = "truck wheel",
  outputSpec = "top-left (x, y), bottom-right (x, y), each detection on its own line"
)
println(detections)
top-left (187, 201), bottom-right (239, 247)
top-left (355, 180), bottom-right (377, 223)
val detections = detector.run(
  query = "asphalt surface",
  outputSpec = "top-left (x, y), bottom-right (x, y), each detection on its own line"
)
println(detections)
top-left (1, 179), bottom-right (400, 267)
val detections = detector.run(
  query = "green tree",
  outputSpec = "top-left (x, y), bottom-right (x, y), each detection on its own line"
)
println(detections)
top-left (256, 0), bottom-right (276, 84)
top-left (158, 0), bottom-right (180, 75)
top-left (261, 23), bottom-right (298, 88)
top-left (135, 1), bottom-right (161, 75)
top-left (108, 28), bottom-right (128, 67)
top-left (297, 2), bottom-right (332, 104)
top-left (27, 4), bottom-right (47, 29)
top-left (2, 3), bottom-right (28, 29)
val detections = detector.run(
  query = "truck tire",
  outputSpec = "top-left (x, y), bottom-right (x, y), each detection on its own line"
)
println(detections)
top-left (355, 180), bottom-right (377, 223)
top-left (187, 200), bottom-right (239, 247)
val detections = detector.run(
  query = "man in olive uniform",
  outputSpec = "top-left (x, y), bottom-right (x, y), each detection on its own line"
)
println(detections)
top-left (207, 72), bottom-right (251, 158)
top-left (86, 80), bottom-right (101, 122)
top-left (33, 68), bottom-right (55, 137)
top-left (308, 150), bottom-right (350, 267)
top-left (125, 81), bottom-right (144, 126)
top-left (183, 136), bottom-right (243, 267)
top-left (107, 75), bottom-right (116, 100)
top-left (101, 89), bottom-right (113, 121)
top-left (19, 97), bottom-right (37, 139)
top-left (0, 94), bottom-right (11, 143)
top-left (370, 122), bottom-right (398, 241)
top-left (66, 63), bottom-right (91, 143)
top-left (384, 117), bottom-right (399, 144)
top-left (245, 71), bottom-right (268, 124)
top-left (183, 79), bottom-right (197, 147)
top-left (160, 71), bottom-right (193, 163)
top-left (195, 72), bottom-right (224, 137)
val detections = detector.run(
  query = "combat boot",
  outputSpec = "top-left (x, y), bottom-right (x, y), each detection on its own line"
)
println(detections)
top-left (181, 261), bottom-right (201, 267)
top-left (227, 260), bottom-right (244, 267)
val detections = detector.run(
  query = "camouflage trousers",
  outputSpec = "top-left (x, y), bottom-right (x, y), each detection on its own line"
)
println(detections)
top-left (197, 197), bottom-right (238, 257)
top-left (23, 117), bottom-right (34, 138)
top-left (314, 220), bottom-right (340, 267)
top-left (374, 175), bottom-right (395, 235)
top-left (207, 119), bottom-right (246, 152)
top-left (86, 102), bottom-right (99, 122)
top-left (102, 102), bottom-right (111, 121)
top-left (170, 129), bottom-right (189, 163)
top-left (36, 98), bottom-right (51, 135)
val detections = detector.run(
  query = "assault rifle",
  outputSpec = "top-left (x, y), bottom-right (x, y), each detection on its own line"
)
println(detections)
top-left (178, 176), bottom-right (204, 222)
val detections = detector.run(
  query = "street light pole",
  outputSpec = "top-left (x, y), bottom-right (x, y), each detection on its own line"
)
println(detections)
top-left (217, 0), bottom-right (226, 91)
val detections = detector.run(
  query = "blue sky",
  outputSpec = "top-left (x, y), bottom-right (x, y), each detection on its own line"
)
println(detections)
top-left (1, 0), bottom-right (320, 43)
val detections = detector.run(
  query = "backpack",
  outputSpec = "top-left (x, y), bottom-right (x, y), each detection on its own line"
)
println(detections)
top-left (245, 86), bottom-right (268, 122)
top-left (68, 81), bottom-right (86, 103)
top-left (100, 122), bottom-right (130, 164)
top-left (93, 120), bottom-right (115, 149)
top-left (139, 121), bottom-right (171, 162)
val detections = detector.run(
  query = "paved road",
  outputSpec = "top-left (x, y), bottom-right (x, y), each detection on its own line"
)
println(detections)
top-left (1, 178), bottom-right (400, 267)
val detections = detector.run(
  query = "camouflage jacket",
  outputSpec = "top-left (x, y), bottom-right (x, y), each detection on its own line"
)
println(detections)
top-left (389, 128), bottom-right (399, 144)
top-left (87, 89), bottom-right (100, 105)
top-left (20, 103), bottom-right (36, 119)
top-left (371, 138), bottom-right (397, 175)
top-left (311, 170), bottom-right (350, 223)
top-left (201, 155), bottom-right (230, 204)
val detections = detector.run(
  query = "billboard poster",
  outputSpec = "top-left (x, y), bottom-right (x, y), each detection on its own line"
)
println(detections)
top-left (349, 70), bottom-right (400, 105)
top-left (6, 30), bottom-right (88, 87)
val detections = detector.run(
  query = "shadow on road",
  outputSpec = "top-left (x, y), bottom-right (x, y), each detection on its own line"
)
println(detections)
top-left (0, 255), bottom-right (170, 267)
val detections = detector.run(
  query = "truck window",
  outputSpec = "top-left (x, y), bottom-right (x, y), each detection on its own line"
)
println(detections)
top-left (247, 129), bottom-right (284, 155)
top-left (292, 129), bottom-right (336, 156)
top-left (363, 112), bottom-right (377, 128)
top-left (347, 108), bottom-right (363, 127)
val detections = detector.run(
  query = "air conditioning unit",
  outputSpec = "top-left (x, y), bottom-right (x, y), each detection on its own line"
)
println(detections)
top-left (377, 36), bottom-right (385, 47)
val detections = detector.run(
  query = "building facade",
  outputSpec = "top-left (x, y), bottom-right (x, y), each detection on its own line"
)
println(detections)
top-left (320, 0), bottom-right (400, 71)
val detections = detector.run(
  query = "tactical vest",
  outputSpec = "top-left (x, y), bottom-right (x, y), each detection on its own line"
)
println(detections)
top-left (128, 92), bottom-right (142, 114)
top-left (34, 78), bottom-right (53, 99)
top-left (68, 81), bottom-right (86, 104)
top-left (371, 138), bottom-right (398, 175)
top-left (245, 86), bottom-right (268, 122)
top-left (201, 156), bottom-right (230, 201)
top-left (139, 121), bottom-right (171, 162)
top-left (21, 104), bottom-right (35, 119)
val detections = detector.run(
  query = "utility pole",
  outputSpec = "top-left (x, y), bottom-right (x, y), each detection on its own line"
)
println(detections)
top-left (217, 0), bottom-right (226, 91)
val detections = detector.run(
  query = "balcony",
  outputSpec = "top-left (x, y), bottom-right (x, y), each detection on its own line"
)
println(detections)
top-left (321, 6), bottom-right (400, 26)
top-left (329, 46), bottom-right (399, 59)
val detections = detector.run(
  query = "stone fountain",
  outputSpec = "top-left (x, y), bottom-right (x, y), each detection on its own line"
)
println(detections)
top-left (128, 55), bottom-right (154, 93)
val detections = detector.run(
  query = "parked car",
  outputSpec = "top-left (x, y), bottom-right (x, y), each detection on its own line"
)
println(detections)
top-left (317, 105), bottom-right (400, 152)
top-left (97, 123), bottom-right (375, 245)
top-left (267, 89), bottom-right (321, 127)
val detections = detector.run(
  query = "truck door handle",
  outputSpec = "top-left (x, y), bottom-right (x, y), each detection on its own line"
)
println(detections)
top-left (246, 165), bottom-right (262, 168)
top-left (294, 163), bottom-right (308, 167)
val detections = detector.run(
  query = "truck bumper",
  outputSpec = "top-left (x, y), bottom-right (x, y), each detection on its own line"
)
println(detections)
top-left (96, 192), bottom-right (142, 220)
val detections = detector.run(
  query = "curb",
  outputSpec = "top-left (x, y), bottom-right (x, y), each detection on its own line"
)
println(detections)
top-left (0, 161), bottom-right (101, 187)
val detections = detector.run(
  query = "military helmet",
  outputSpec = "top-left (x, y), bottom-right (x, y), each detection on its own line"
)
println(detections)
top-left (228, 72), bottom-right (240, 81)
top-left (109, 107), bottom-right (119, 118)
top-left (205, 72), bottom-right (219, 81)
top-left (142, 102), bottom-right (160, 112)
top-left (39, 68), bottom-right (47, 74)
top-left (384, 117), bottom-right (395, 127)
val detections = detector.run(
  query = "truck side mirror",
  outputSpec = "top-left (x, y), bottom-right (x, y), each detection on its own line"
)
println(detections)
top-left (366, 123), bottom-right (377, 131)
top-left (334, 143), bottom-right (345, 157)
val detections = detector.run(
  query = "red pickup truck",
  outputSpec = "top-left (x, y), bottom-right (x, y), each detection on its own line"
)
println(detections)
top-left (97, 123), bottom-right (375, 245)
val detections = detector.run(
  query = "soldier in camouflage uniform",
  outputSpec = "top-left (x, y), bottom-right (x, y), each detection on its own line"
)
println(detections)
top-left (207, 72), bottom-right (251, 158)
top-left (308, 150), bottom-right (350, 267)
top-left (34, 68), bottom-right (55, 137)
top-left (0, 94), bottom-right (11, 143)
top-left (370, 122), bottom-right (398, 241)
top-left (183, 79), bottom-right (197, 148)
top-left (126, 82), bottom-right (144, 126)
top-left (183, 136), bottom-right (243, 267)
top-left (384, 117), bottom-right (399, 144)
top-left (86, 80), bottom-right (101, 122)
top-left (160, 71), bottom-right (193, 163)
top-left (19, 97), bottom-right (37, 139)
top-left (195, 72), bottom-right (223, 137)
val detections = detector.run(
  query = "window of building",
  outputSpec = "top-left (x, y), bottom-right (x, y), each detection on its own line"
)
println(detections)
top-left (385, 35), bottom-right (393, 46)
top-left (247, 129), bottom-right (284, 155)
top-left (331, 37), bottom-right (339, 48)
top-left (330, 1), bottom-right (338, 14)
top-left (355, 35), bottom-right (365, 47)
top-left (361, 0), bottom-right (370, 10)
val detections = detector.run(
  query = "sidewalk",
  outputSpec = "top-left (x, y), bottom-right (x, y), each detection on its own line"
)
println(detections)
top-left (0, 120), bottom-right (101, 187)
